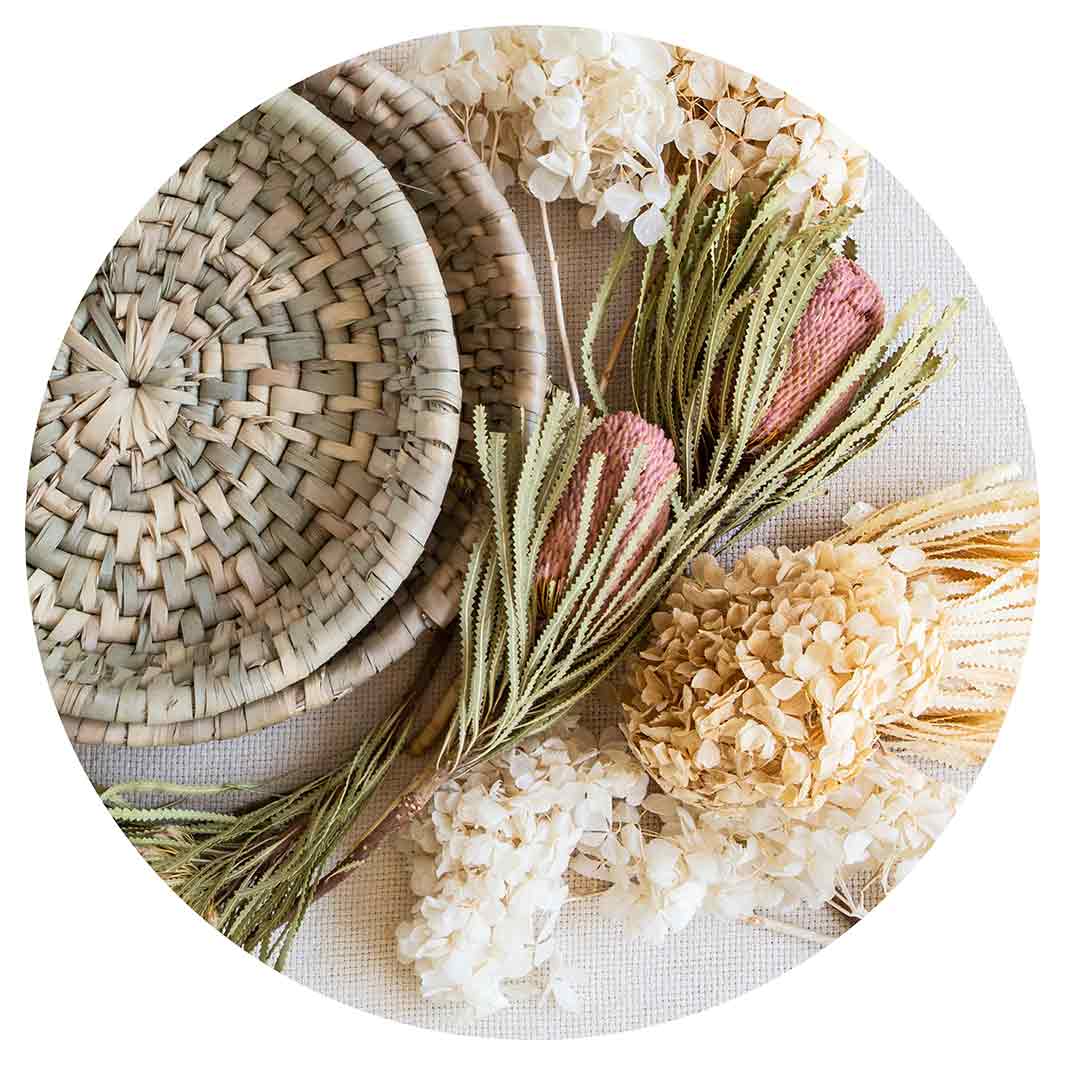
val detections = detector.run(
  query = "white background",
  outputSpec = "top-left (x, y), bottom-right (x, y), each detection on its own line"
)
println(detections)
top-left (2, 1), bottom-right (1061, 1059)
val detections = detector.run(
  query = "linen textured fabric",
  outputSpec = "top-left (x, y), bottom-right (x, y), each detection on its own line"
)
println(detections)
top-left (74, 42), bottom-right (1035, 1038)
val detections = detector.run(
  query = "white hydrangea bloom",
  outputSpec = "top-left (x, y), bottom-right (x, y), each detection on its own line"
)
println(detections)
top-left (401, 28), bottom-right (869, 244)
top-left (394, 719), bottom-right (649, 1017)
top-left (397, 714), bottom-right (960, 1011)
top-left (581, 749), bottom-right (961, 943)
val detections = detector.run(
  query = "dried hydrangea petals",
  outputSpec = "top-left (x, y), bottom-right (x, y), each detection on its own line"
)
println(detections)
top-left (745, 106), bottom-right (781, 141)
top-left (687, 56), bottom-right (726, 99)
top-left (395, 719), bottom-right (649, 1017)
top-left (401, 29), bottom-right (869, 243)
top-left (633, 208), bottom-right (668, 246)
top-left (715, 98), bottom-right (747, 135)
top-left (580, 747), bottom-right (960, 943)
top-left (621, 540), bottom-right (949, 812)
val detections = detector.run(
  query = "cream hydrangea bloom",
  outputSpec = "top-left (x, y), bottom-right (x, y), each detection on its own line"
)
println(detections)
top-left (401, 28), bottom-right (868, 243)
top-left (621, 543), bottom-right (948, 811)
top-left (398, 715), bottom-right (963, 986)
top-left (395, 719), bottom-right (648, 1017)
top-left (582, 749), bottom-right (961, 943)
top-left (672, 50), bottom-right (867, 212)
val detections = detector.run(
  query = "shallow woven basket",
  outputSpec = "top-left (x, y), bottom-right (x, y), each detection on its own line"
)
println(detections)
top-left (31, 89), bottom-right (461, 742)
top-left (60, 60), bottom-right (548, 746)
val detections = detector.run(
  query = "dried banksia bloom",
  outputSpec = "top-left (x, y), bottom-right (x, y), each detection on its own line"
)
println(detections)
top-left (584, 170), bottom-right (960, 513)
top-left (622, 542), bottom-right (948, 811)
top-left (752, 256), bottom-right (885, 444)
top-left (536, 411), bottom-right (677, 610)
top-left (315, 394), bottom-right (692, 895)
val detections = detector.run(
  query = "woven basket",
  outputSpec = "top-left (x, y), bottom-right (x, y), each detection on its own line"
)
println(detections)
top-left (32, 90), bottom-right (461, 742)
top-left (60, 61), bottom-right (549, 746)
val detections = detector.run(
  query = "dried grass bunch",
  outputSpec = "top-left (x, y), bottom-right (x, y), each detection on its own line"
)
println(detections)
top-left (103, 673), bottom-right (425, 969)
top-left (834, 464), bottom-right (1039, 764)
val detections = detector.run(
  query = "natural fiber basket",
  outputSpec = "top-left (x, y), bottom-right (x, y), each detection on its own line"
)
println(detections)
top-left (31, 89), bottom-right (461, 742)
top-left (59, 61), bottom-right (549, 746)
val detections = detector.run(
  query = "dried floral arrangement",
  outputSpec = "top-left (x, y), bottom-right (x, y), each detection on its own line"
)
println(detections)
top-left (109, 464), bottom-right (1036, 1010)
top-left (106, 184), bottom-right (971, 959)
top-left (391, 465), bottom-right (1037, 1014)
top-left (87, 31), bottom-right (1038, 1026)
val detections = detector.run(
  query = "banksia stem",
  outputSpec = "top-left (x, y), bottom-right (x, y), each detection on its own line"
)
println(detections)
top-left (313, 766), bottom-right (450, 901)
top-left (408, 675), bottom-right (462, 755)
top-left (104, 627), bottom-right (452, 968)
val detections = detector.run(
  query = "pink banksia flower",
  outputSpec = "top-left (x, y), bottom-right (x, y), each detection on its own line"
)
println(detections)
top-left (753, 256), bottom-right (885, 444)
top-left (536, 411), bottom-right (678, 611)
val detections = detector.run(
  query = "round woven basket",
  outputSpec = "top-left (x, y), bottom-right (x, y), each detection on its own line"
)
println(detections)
top-left (32, 89), bottom-right (461, 742)
top-left (60, 61), bottom-right (549, 746)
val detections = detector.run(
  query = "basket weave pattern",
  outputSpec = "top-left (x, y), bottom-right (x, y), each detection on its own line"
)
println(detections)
top-left (32, 91), bottom-right (460, 737)
top-left (57, 63), bottom-right (548, 746)
top-left (296, 61), bottom-right (549, 639)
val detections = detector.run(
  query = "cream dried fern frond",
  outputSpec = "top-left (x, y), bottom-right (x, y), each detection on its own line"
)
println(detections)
top-left (621, 466), bottom-right (1038, 811)
top-left (833, 464), bottom-right (1039, 765)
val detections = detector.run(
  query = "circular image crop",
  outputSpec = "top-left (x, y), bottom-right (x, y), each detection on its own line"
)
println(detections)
top-left (36, 25), bottom-right (1037, 1038)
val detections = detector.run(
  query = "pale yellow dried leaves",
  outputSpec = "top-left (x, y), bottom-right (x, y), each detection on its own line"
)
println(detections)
top-left (834, 463), bottom-right (1039, 765)
top-left (622, 466), bottom-right (1038, 807)
top-left (623, 542), bottom-right (948, 812)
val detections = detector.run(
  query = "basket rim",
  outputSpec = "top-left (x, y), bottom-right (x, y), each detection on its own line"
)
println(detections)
top-left (36, 87), bottom-right (461, 733)
top-left (61, 59), bottom-right (549, 747)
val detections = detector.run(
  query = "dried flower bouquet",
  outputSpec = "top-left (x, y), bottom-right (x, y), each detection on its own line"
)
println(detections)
top-left (94, 34), bottom-right (1035, 1019)
top-left (112, 272), bottom-right (971, 967)
top-left (389, 467), bottom-right (1037, 1015)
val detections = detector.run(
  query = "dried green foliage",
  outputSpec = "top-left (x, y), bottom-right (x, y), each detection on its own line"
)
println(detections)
top-left (106, 697), bottom-right (415, 970)
top-left (440, 397), bottom-right (688, 771)
top-left (585, 172), bottom-right (962, 521)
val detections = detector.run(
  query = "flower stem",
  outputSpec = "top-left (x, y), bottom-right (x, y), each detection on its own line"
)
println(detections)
top-left (598, 303), bottom-right (638, 394)
top-left (408, 673), bottom-right (462, 755)
top-left (312, 765), bottom-right (450, 901)
top-left (539, 198), bottom-right (581, 405)
top-left (739, 913), bottom-right (838, 945)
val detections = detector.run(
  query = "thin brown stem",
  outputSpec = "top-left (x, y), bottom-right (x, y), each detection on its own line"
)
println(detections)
top-left (598, 303), bottom-right (639, 394)
top-left (539, 198), bottom-right (581, 405)
top-left (312, 765), bottom-right (450, 901)
top-left (408, 674), bottom-right (462, 755)
top-left (489, 110), bottom-right (501, 174)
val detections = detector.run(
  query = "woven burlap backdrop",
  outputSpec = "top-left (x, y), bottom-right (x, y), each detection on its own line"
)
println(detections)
top-left (74, 41), bottom-right (1035, 1038)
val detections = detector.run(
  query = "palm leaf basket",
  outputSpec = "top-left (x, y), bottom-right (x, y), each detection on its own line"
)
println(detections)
top-left (294, 58), bottom-right (549, 652)
top-left (48, 61), bottom-right (549, 746)
top-left (31, 90), bottom-right (462, 745)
